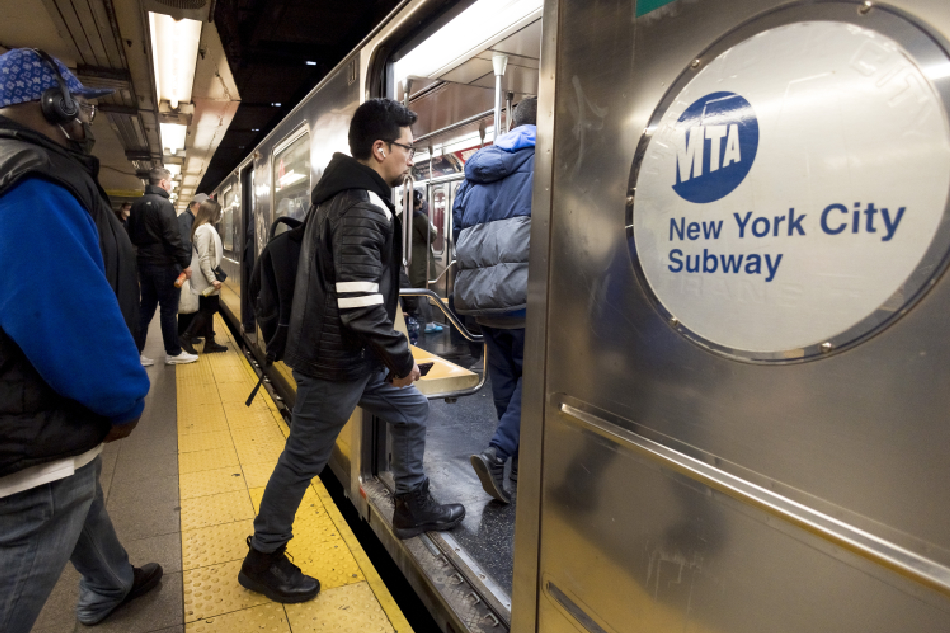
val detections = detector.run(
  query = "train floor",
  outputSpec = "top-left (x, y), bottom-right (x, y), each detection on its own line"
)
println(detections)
top-left (29, 316), bottom-right (412, 633)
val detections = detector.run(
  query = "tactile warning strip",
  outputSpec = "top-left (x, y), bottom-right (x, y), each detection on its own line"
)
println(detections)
top-left (177, 323), bottom-right (412, 633)
top-left (284, 582), bottom-right (396, 633)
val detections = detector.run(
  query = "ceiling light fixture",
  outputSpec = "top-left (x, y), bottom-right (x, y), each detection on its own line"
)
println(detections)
top-left (393, 0), bottom-right (542, 81)
top-left (149, 12), bottom-right (202, 110)
top-left (160, 122), bottom-right (188, 155)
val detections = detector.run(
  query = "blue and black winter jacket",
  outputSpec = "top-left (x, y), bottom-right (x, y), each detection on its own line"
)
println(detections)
top-left (451, 125), bottom-right (535, 324)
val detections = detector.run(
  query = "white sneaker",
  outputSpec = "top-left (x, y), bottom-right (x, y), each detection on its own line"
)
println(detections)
top-left (165, 351), bottom-right (198, 365)
top-left (140, 355), bottom-right (155, 367)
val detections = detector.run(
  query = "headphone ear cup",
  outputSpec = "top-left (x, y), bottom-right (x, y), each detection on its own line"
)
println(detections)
top-left (40, 85), bottom-right (78, 124)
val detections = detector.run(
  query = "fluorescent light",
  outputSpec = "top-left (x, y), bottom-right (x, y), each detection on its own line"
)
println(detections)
top-left (252, 128), bottom-right (259, 132)
top-left (149, 12), bottom-right (202, 109)
top-left (305, 61), bottom-right (316, 66)
top-left (272, 103), bottom-right (282, 107)
top-left (925, 62), bottom-right (950, 80)
top-left (160, 122), bottom-right (187, 154)
top-left (393, 0), bottom-right (542, 81)
top-left (278, 170), bottom-right (306, 187)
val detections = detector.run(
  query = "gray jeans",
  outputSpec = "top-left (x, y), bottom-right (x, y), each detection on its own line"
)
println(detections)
top-left (252, 369), bottom-right (428, 552)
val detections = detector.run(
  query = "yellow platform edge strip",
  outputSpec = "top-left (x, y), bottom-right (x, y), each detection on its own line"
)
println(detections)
top-left (177, 316), bottom-right (412, 633)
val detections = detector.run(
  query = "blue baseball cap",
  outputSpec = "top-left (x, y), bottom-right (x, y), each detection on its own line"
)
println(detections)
top-left (0, 48), bottom-right (114, 109)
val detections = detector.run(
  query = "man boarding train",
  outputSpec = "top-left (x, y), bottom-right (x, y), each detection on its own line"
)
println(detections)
top-left (239, 98), bottom-right (465, 603)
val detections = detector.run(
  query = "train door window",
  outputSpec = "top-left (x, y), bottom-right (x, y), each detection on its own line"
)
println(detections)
top-left (428, 183), bottom-right (447, 256)
top-left (273, 129), bottom-right (311, 235)
top-left (223, 186), bottom-right (238, 251)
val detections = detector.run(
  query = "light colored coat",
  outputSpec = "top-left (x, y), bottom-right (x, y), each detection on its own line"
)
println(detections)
top-left (190, 223), bottom-right (222, 297)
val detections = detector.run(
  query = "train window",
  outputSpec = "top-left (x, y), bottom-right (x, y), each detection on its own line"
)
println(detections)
top-left (222, 185), bottom-right (239, 251)
top-left (429, 182), bottom-right (447, 255)
top-left (273, 131), bottom-right (311, 233)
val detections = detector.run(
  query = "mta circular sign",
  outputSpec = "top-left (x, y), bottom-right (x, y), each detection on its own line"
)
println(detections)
top-left (672, 91), bottom-right (759, 204)
top-left (628, 16), bottom-right (950, 361)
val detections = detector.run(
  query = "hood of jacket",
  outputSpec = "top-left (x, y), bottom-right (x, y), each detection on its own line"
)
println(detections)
top-left (311, 152), bottom-right (394, 209)
top-left (464, 125), bottom-right (536, 185)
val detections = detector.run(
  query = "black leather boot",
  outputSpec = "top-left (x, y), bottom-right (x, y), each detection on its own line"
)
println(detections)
top-left (470, 447), bottom-right (511, 503)
top-left (237, 537), bottom-right (320, 603)
top-left (392, 479), bottom-right (465, 539)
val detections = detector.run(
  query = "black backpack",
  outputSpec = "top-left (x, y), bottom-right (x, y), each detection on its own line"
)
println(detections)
top-left (246, 215), bottom-right (307, 405)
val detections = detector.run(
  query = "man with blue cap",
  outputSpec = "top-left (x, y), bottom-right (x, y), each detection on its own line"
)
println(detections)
top-left (0, 49), bottom-right (160, 631)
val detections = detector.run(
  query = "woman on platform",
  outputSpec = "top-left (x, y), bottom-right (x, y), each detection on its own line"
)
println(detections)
top-left (183, 199), bottom-right (228, 353)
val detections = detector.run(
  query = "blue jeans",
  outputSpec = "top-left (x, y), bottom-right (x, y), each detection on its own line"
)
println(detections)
top-left (252, 369), bottom-right (428, 552)
top-left (0, 457), bottom-right (134, 632)
top-left (483, 326), bottom-right (525, 460)
top-left (136, 261), bottom-right (182, 355)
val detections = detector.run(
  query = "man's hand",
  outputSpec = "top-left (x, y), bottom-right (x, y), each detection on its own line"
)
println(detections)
top-left (391, 363), bottom-right (421, 388)
top-left (183, 267), bottom-right (193, 279)
top-left (212, 280), bottom-right (222, 289)
top-left (103, 418), bottom-right (140, 443)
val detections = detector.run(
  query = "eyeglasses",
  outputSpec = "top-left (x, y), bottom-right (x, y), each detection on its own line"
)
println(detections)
top-left (388, 141), bottom-right (415, 159)
top-left (78, 102), bottom-right (97, 124)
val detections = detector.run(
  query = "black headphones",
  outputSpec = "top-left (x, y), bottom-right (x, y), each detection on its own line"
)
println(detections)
top-left (36, 49), bottom-right (79, 125)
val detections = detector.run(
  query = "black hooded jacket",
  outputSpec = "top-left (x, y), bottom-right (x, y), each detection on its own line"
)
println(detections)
top-left (128, 184), bottom-right (190, 268)
top-left (284, 153), bottom-right (414, 381)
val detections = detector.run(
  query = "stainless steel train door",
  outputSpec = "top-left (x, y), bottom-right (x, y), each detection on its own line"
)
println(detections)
top-left (515, 0), bottom-right (950, 632)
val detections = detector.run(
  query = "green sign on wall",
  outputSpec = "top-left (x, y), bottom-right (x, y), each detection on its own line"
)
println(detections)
top-left (636, 0), bottom-right (677, 17)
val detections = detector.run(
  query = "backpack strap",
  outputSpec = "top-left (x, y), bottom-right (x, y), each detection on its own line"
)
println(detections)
top-left (269, 216), bottom-right (303, 240)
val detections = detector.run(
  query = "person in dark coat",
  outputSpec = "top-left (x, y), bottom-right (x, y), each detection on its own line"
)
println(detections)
top-left (406, 188), bottom-right (441, 332)
top-left (0, 48), bottom-right (160, 632)
top-left (453, 97), bottom-right (537, 503)
top-left (239, 99), bottom-right (464, 605)
top-left (128, 168), bottom-right (197, 365)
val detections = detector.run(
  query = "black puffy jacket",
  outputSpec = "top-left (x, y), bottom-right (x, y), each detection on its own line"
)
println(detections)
top-left (0, 117), bottom-right (140, 476)
top-left (128, 184), bottom-right (190, 268)
top-left (284, 153), bottom-right (414, 381)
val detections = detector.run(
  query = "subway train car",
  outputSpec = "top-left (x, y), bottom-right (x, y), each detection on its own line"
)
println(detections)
top-left (211, 0), bottom-right (950, 632)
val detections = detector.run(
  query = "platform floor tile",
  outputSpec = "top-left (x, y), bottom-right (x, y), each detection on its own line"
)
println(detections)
top-left (178, 406), bottom-right (230, 435)
top-left (181, 490), bottom-right (255, 532)
top-left (182, 519), bottom-right (255, 570)
top-left (179, 445), bottom-right (240, 474)
top-left (180, 466), bottom-right (247, 500)
top-left (183, 559), bottom-right (270, 622)
top-left (240, 461), bottom-right (278, 489)
top-left (284, 582), bottom-right (395, 633)
top-left (178, 430), bottom-right (234, 453)
top-left (186, 602), bottom-right (290, 633)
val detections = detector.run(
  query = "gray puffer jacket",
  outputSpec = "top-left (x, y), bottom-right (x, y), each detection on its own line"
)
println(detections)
top-left (451, 125), bottom-right (536, 326)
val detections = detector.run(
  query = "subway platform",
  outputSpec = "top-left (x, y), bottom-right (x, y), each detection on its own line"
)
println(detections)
top-left (29, 316), bottom-right (411, 633)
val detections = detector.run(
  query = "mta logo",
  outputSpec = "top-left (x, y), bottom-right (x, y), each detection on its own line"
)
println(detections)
top-left (673, 91), bottom-right (759, 204)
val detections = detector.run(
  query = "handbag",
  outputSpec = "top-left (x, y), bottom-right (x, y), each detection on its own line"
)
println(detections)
top-left (178, 279), bottom-right (199, 314)
top-left (213, 266), bottom-right (227, 283)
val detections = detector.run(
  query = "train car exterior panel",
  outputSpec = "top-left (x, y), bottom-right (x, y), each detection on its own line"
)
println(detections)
top-left (519, 0), bottom-right (950, 631)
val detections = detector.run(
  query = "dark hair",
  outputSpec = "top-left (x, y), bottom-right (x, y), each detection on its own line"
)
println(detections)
top-left (513, 97), bottom-right (538, 128)
top-left (348, 98), bottom-right (418, 160)
top-left (121, 202), bottom-right (131, 209)
top-left (148, 168), bottom-right (170, 186)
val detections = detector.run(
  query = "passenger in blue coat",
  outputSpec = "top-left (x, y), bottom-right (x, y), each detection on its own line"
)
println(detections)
top-left (453, 98), bottom-right (537, 503)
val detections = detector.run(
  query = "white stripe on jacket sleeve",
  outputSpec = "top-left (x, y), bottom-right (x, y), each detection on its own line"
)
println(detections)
top-left (338, 294), bottom-right (384, 309)
top-left (336, 281), bottom-right (379, 293)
